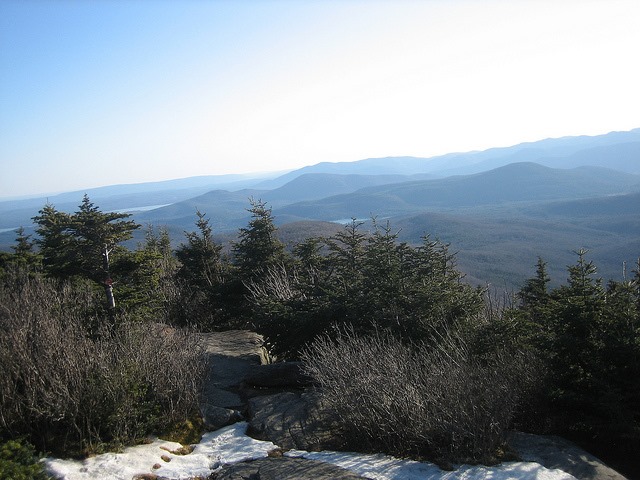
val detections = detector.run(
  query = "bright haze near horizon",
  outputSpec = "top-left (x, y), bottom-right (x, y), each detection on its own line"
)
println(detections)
top-left (1, 1), bottom-right (638, 199)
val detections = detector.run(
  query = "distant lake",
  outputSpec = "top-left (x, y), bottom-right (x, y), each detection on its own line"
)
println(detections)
top-left (108, 204), bottom-right (171, 214)
top-left (331, 218), bottom-right (381, 225)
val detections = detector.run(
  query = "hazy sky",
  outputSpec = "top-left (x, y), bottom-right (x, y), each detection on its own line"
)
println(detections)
top-left (1, 0), bottom-right (639, 198)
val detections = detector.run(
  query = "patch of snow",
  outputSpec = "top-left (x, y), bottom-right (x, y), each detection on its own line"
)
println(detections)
top-left (44, 422), bottom-right (277, 480)
top-left (285, 449), bottom-right (578, 480)
top-left (45, 422), bottom-right (577, 480)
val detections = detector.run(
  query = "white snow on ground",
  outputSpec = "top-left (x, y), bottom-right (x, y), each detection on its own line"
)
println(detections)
top-left (45, 422), bottom-right (578, 480)
top-left (45, 423), bottom-right (277, 480)
top-left (285, 450), bottom-right (578, 480)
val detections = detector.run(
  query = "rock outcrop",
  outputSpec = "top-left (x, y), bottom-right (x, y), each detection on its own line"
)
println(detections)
top-left (199, 329), bottom-right (337, 449)
top-left (210, 456), bottom-right (369, 480)
top-left (199, 330), bottom-right (629, 480)
top-left (199, 330), bottom-right (270, 431)
top-left (247, 391), bottom-right (343, 451)
top-left (508, 431), bottom-right (628, 480)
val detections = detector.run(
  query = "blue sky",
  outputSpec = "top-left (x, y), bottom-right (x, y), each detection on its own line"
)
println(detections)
top-left (1, 0), bottom-right (639, 198)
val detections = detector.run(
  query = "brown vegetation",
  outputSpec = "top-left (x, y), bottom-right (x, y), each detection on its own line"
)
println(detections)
top-left (302, 326), bottom-right (539, 465)
top-left (0, 269), bottom-right (206, 455)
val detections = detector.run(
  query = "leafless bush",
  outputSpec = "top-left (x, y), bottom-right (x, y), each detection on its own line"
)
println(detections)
top-left (0, 272), bottom-right (206, 454)
top-left (245, 263), bottom-right (304, 303)
top-left (302, 326), bottom-right (538, 464)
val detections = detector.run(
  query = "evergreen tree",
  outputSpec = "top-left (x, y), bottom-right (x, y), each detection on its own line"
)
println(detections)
top-left (292, 236), bottom-right (327, 297)
top-left (118, 225), bottom-right (179, 320)
top-left (519, 257), bottom-right (550, 310)
top-left (516, 250), bottom-right (640, 451)
top-left (552, 250), bottom-right (604, 376)
top-left (361, 220), bottom-right (406, 327)
top-left (547, 250), bottom-right (604, 406)
top-left (11, 227), bottom-right (35, 258)
top-left (248, 218), bottom-right (484, 357)
top-left (0, 228), bottom-right (40, 280)
top-left (176, 210), bottom-right (224, 289)
top-left (405, 234), bottom-right (484, 338)
top-left (232, 198), bottom-right (286, 281)
top-left (32, 204), bottom-right (75, 279)
top-left (3, 227), bottom-right (41, 274)
top-left (515, 256), bottom-right (553, 350)
top-left (324, 219), bottom-right (368, 324)
top-left (594, 274), bottom-right (640, 439)
top-left (32, 195), bottom-right (140, 311)
top-left (173, 211), bottom-right (229, 327)
top-left (142, 225), bottom-right (176, 280)
top-left (0, 251), bottom-right (10, 275)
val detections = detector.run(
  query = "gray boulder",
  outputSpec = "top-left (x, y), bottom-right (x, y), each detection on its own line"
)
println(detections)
top-left (201, 404), bottom-right (243, 432)
top-left (210, 456), bottom-right (369, 479)
top-left (247, 391), bottom-right (344, 451)
top-left (508, 431), bottom-right (628, 480)
top-left (200, 329), bottom-right (270, 363)
top-left (199, 330), bottom-right (270, 430)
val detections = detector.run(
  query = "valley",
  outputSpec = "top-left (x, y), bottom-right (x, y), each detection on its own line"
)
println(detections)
top-left (1, 129), bottom-right (639, 288)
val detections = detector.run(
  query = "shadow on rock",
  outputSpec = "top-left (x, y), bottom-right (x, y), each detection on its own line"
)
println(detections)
top-left (210, 456), bottom-right (369, 480)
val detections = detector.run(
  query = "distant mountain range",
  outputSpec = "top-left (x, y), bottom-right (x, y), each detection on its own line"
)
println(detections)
top-left (272, 163), bottom-right (640, 221)
top-left (257, 128), bottom-right (640, 187)
top-left (1, 128), bottom-right (638, 287)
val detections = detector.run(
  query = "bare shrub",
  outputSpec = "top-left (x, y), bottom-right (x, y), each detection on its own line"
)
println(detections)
top-left (0, 273), bottom-right (95, 445)
top-left (246, 263), bottom-right (304, 303)
top-left (102, 322), bottom-right (206, 441)
top-left (301, 326), bottom-right (538, 464)
top-left (0, 271), bottom-right (206, 454)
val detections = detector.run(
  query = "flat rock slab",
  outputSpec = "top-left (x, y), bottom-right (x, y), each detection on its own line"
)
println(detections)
top-left (508, 431), bottom-right (628, 480)
top-left (200, 330), bottom-right (269, 363)
top-left (210, 456), bottom-right (369, 479)
top-left (199, 330), bottom-right (269, 430)
top-left (202, 355), bottom-right (253, 407)
top-left (247, 391), bottom-right (344, 452)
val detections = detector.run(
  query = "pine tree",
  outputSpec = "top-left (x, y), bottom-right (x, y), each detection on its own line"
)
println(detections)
top-left (119, 225), bottom-right (179, 319)
top-left (176, 210), bottom-right (224, 289)
top-left (292, 236), bottom-right (326, 296)
top-left (519, 257), bottom-right (550, 309)
top-left (325, 219), bottom-right (367, 321)
top-left (8, 227), bottom-right (41, 273)
top-left (232, 198), bottom-right (286, 282)
top-left (171, 211), bottom-right (230, 327)
top-left (247, 218), bottom-right (483, 357)
top-left (33, 195), bottom-right (139, 311)
top-left (406, 234), bottom-right (483, 336)
top-left (513, 257), bottom-right (554, 349)
top-left (32, 204), bottom-right (75, 278)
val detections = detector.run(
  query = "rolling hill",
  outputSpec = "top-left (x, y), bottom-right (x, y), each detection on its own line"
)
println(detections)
top-left (1, 128), bottom-right (638, 287)
top-left (257, 128), bottom-right (640, 187)
top-left (0, 172), bottom-right (279, 230)
top-left (273, 163), bottom-right (640, 221)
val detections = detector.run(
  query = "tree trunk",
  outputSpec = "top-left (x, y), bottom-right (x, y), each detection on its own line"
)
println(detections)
top-left (104, 283), bottom-right (116, 310)
top-left (102, 244), bottom-right (116, 310)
